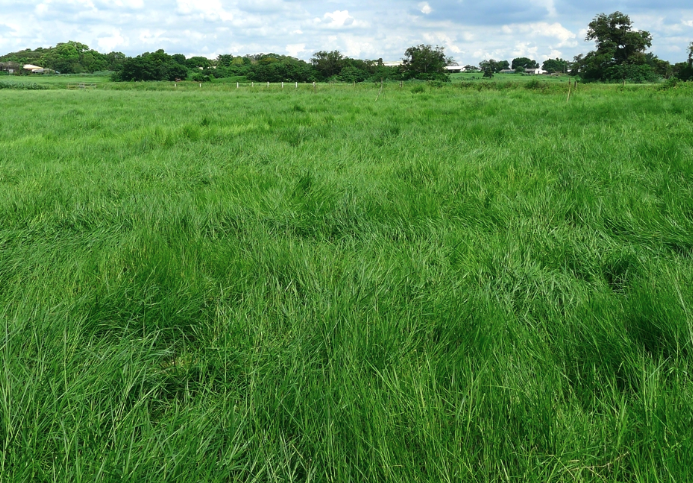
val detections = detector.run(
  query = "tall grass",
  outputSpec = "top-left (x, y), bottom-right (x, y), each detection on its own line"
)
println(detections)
top-left (1, 85), bottom-right (692, 481)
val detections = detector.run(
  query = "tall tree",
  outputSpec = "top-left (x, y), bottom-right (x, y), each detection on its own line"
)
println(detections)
top-left (511, 57), bottom-right (538, 70)
top-left (674, 42), bottom-right (693, 81)
top-left (402, 44), bottom-right (450, 80)
top-left (576, 12), bottom-right (654, 82)
top-left (479, 59), bottom-right (509, 74)
top-left (114, 50), bottom-right (188, 82)
top-left (311, 51), bottom-right (345, 79)
top-left (542, 58), bottom-right (569, 74)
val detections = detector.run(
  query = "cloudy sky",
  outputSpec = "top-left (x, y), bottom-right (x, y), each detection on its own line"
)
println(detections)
top-left (1, 0), bottom-right (692, 64)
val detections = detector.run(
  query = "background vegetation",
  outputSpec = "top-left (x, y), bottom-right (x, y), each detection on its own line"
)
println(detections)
top-left (2, 12), bottom-right (691, 85)
top-left (1, 82), bottom-right (692, 481)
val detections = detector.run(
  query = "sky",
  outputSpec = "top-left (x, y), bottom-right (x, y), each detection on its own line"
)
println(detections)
top-left (1, 0), bottom-right (692, 64)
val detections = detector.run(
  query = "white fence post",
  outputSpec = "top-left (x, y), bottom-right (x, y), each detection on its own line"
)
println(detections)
top-left (295, 82), bottom-right (298, 89)
top-left (267, 82), bottom-right (269, 88)
top-left (282, 82), bottom-right (284, 89)
top-left (237, 82), bottom-right (239, 89)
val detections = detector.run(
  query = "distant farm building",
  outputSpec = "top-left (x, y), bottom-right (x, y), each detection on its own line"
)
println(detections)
top-left (23, 64), bottom-right (46, 73)
top-left (500, 67), bottom-right (546, 75)
top-left (524, 67), bottom-right (546, 75)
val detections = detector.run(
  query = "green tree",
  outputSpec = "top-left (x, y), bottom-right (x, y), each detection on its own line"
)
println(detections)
top-left (41, 41), bottom-right (108, 73)
top-left (105, 52), bottom-right (127, 71)
top-left (185, 56), bottom-right (212, 70)
top-left (113, 50), bottom-right (188, 82)
top-left (311, 51), bottom-right (345, 79)
top-left (511, 57), bottom-right (538, 70)
top-left (171, 54), bottom-right (187, 66)
top-left (673, 42), bottom-right (693, 81)
top-left (216, 54), bottom-right (233, 67)
top-left (542, 58), bottom-right (569, 74)
top-left (576, 12), bottom-right (654, 82)
top-left (402, 44), bottom-right (450, 80)
top-left (479, 59), bottom-right (509, 74)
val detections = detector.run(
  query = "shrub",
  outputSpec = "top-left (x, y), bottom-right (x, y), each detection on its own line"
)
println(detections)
top-left (524, 79), bottom-right (546, 90)
top-left (0, 81), bottom-right (46, 90)
top-left (191, 73), bottom-right (212, 82)
top-left (411, 84), bottom-right (426, 94)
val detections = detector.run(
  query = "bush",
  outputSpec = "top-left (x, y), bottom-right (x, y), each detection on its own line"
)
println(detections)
top-left (0, 81), bottom-right (46, 90)
top-left (658, 77), bottom-right (680, 90)
top-left (191, 73), bottom-right (212, 82)
top-left (604, 64), bottom-right (659, 83)
top-left (675, 64), bottom-right (693, 82)
top-left (525, 79), bottom-right (547, 90)
top-left (411, 84), bottom-right (426, 94)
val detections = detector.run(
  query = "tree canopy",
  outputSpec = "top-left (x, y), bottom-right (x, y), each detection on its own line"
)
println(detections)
top-left (311, 51), bottom-right (345, 80)
top-left (542, 58), bottom-right (569, 74)
top-left (0, 41), bottom-right (124, 73)
top-left (113, 50), bottom-right (188, 82)
top-left (402, 45), bottom-right (450, 80)
top-left (576, 12), bottom-right (656, 82)
top-left (479, 59), bottom-right (509, 77)
top-left (511, 57), bottom-right (538, 70)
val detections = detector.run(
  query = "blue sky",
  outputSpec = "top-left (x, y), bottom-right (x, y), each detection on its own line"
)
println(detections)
top-left (1, 0), bottom-right (691, 63)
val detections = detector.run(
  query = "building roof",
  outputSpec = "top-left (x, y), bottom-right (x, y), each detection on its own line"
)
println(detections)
top-left (23, 64), bottom-right (43, 70)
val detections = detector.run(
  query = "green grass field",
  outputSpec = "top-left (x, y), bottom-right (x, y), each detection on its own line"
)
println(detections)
top-left (449, 72), bottom-right (573, 83)
top-left (1, 83), bottom-right (693, 481)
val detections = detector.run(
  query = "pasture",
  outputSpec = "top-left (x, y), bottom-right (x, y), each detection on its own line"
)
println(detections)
top-left (1, 83), bottom-right (693, 481)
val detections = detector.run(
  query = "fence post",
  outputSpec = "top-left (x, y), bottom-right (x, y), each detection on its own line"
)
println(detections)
top-left (252, 82), bottom-right (254, 88)
top-left (199, 83), bottom-right (202, 88)
top-left (267, 82), bottom-right (269, 88)
top-left (295, 82), bottom-right (298, 89)
top-left (237, 82), bottom-right (239, 89)
top-left (282, 82), bottom-right (284, 89)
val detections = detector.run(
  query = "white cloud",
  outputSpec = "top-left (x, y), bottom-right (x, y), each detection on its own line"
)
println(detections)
top-left (97, 29), bottom-right (127, 52)
top-left (320, 10), bottom-right (357, 28)
top-left (1, 0), bottom-right (691, 63)
top-left (35, 0), bottom-right (96, 16)
top-left (176, 0), bottom-right (233, 22)
top-left (502, 22), bottom-right (576, 47)
top-left (286, 43), bottom-right (305, 57)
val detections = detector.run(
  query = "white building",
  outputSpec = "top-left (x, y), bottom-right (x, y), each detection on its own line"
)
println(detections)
top-left (23, 64), bottom-right (45, 73)
top-left (525, 67), bottom-right (546, 75)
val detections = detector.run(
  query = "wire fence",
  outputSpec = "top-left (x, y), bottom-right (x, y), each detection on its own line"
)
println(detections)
top-left (67, 83), bottom-right (98, 90)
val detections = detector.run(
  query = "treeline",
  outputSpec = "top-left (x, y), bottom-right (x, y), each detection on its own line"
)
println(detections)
top-left (1, 43), bottom-right (451, 83)
top-left (110, 45), bottom-right (451, 83)
top-left (0, 41), bottom-right (125, 73)
top-left (476, 13), bottom-right (692, 83)
top-left (2, 15), bottom-right (692, 84)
